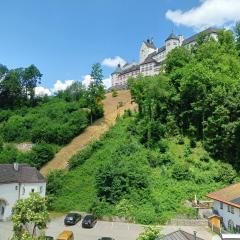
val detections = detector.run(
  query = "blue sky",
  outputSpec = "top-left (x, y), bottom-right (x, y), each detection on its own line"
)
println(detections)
top-left (0, 0), bottom-right (239, 94)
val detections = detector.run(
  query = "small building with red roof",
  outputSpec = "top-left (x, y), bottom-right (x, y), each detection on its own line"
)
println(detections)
top-left (207, 183), bottom-right (240, 232)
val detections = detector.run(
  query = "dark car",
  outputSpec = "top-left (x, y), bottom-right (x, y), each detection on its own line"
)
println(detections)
top-left (98, 238), bottom-right (115, 240)
top-left (44, 237), bottom-right (54, 240)
top-left (64, 213), bottom-right (82, 226)
top-left (82, 214), bottom-right (97, 228)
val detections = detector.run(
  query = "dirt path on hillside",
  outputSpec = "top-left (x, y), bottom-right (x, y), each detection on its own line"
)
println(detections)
top-left (40, 90), bottom-right (137, 176)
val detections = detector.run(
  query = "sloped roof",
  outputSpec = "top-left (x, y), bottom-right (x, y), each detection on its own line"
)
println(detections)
top-left (207, 183), bottom-right (240, 208)
top-left (166, 33), bottom-right (179, 41)
top-left (119, 64), bottom-right (140, 75)
top-left (158, 230), bottom-right (205, 240)
top-left (144, 40), bottom-right (157, 49)
top-left (182, 27), bottom-right (220, 45)
top-left (0, 164), bottom-right (46, 184)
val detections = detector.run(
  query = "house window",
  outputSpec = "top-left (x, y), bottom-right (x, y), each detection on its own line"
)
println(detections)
top-left (1, 206), bottom-right (4, 216)
top-left (220, 202), bottom-right (223, 209)
top-left (228, 205), bottom-right (231, 212)
top-left (40, 186), bottom-right (43, 193)
top-left (31, 189), bottom-right (35, 193)
top-left (22, 187), bottom-right (25, 195)
top-left (231, 206), bottom-right (234, 214)
top-left (15, 186), bottom-right (18, 190)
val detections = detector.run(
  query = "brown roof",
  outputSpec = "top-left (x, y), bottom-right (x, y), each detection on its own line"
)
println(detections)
top-left (0, 164), bottom-right (46, 184)
top-left (158, 230), bottom-right (205, 240)
top-left (207, 183), bottom-right (240, 208)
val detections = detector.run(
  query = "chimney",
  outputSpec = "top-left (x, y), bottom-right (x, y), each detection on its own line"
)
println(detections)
top-left (13, 163), bottom-right (19, 171)
top-left (193, 231), bottom-right (197, 240)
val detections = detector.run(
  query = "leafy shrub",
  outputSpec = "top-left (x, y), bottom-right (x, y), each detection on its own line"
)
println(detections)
top-left (184, 144), bottom-right (192, 157)
top-left (176, 135), bottom-right (184, 144)
top-left (90, 198), bottom-right (114, 218)
top-left (96, 159), bottom-right (149, 203)
top-left (137, 226), bottom-right (160, 240)
top-left (29, 143), bottom-right (57, 169)
top-left (69, 140), bottom-right (103, 169)
top-left (172, 162), bottom-right (191, 180)
top-left (46, 170), bottom-right (66, 196)
top-left (158, 139), bottom-right (169, 153)
top-left (200, 153), bottom-right (210, 162)
top-left (112, 89), bottom-right (118, 97)
top-left (190, 139), bottom-right (196, 148)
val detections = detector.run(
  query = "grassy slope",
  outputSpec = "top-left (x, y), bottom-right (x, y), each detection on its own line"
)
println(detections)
top-left (52, 116), bottom-right (234, 224)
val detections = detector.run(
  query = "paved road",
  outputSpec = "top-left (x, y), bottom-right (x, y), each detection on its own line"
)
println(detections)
top-left (0, 216), bottom-right (214, 240)
top-left (0, 217), bottom-right (143, 240)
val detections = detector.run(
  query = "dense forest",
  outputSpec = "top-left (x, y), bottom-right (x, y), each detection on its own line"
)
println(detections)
top-left (0, 63), bottom-right (105, 169)
top-left (47, 26), bottom-right (240, 224)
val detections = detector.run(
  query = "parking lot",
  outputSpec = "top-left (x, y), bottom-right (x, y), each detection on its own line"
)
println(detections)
top-left (0, 216), bottom-right (144, 240)
top-left (0, 216), bottom-right (213, 240)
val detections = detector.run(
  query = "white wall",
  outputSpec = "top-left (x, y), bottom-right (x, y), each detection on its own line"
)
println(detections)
top-left (19, 182), bottom-right (46, 199)
top-left (214, 200), bottom-right (240, 229)
top-left (139, 42), bottom-right (155, 63)
top-left (0, 182), bottom-right (46, 221)
top-left (0, 183), bottom-right (19, 220)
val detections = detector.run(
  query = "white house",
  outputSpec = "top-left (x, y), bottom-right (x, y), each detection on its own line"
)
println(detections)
top-left (0, 163), bottom-right (46, 221)
top-left (207, 183), bottom-right (240, 232)
top-left (111, 27), bottom-right (220, 89)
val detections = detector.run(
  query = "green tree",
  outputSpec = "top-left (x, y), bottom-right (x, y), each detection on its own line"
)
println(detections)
top-left (87, 63), bottom-right (105, 124)
top-left (12, 193), bottom-right (49, 239)
top-left (137, 226), bottom-right (161, 240)
top-left (23, 64), bottom-right (42, 101)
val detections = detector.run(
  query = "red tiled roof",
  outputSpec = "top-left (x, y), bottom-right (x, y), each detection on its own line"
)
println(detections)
top-left (207, 183), bottom-right (240, 208)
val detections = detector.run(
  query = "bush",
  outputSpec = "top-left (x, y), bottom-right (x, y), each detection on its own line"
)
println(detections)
top-left (176, 135), bottom-right (184, 144)
top-left (90, 198), bottom-right (113, 218)
top-left (137, 226), bottom-right (160, 240)
top-left (46, 170), bottom-right (66, 196)
top-left (190, 139), bottom-right (197, 148)
top-left (200, 153), bottom-right (210, 162)
top-left (69, 140), bottom-right (103, 169)
top-left (96, 160), bottom-right (149, 203)
top-left (112, 89), bottom-right (118, 97)
top-left (172, 162), bottom-right (191, 180)
top-left (158, 139), bottom-right (169, 153)
top-left (29, 143), bottom-right (57, 169)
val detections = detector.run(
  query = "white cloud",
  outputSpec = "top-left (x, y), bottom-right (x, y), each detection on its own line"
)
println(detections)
top-left (81, 75), bottom-right (92, 88)
top-left (35, 86), bottom-right (51, 97)
top-left (102, 56), bottom-right (126, 68)
top-left (165, 0), bottom-right (240, 31)
top-left (81, 74), bottom-right (111, 89)
top-left (52, 80), bottom-right (75, 93)
top-left (102, 77), bottom-right (111, 89)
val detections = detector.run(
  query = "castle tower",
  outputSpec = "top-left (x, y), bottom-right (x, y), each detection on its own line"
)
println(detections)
top-left (139, 39), bottom-right (156, 63)
top-left (165, 33), bottom-right (180, 54)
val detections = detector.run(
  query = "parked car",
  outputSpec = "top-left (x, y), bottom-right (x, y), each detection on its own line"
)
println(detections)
top-left (82, 214), bottom-right (97, 228)
top-left (44, 237), bottom-right (54, 240)
top-left (57, 230), bottom-right (74, 240)
top-left (64, 213), bottom-right (81, 225)
top-left (98, 238), bottom-right (115, 240)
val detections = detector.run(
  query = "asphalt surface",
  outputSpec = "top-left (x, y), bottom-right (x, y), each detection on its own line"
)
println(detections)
top-left (0, 216), bottom-right (214, 240)
top-left (0, 217), bottom-right (143, 240)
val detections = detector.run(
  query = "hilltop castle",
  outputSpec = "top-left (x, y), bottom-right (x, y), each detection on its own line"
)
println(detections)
top-left (111, 28), bottom-right (219, 88)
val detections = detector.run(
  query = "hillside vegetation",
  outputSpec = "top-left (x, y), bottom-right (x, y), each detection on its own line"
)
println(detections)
top-left (48, 26), bottom-right (240, 224)
top-left (40, 90), bottom-right (137, 176)
top-left (0, 63), bottom-right (105, 169)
